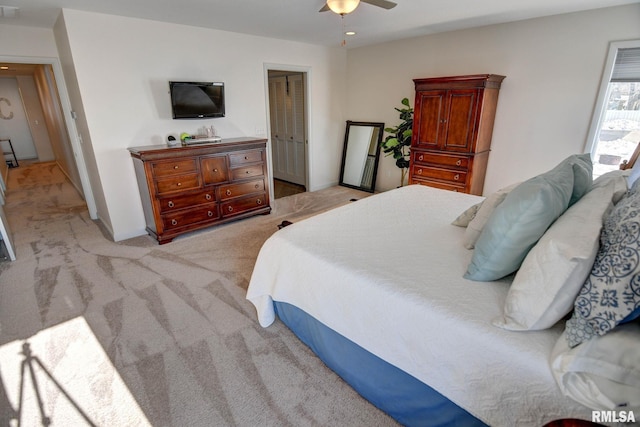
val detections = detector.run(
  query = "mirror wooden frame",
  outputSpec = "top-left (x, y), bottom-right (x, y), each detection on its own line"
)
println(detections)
top-left (339, 121), bottom-right (384, 193)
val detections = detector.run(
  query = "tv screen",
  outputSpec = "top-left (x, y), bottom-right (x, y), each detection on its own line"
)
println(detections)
top-left (169, 81), bottom-right (225, 119)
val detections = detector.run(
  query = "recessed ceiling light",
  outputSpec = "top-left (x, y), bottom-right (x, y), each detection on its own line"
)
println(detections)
top-left (345, 31), bottom-right (356, 36)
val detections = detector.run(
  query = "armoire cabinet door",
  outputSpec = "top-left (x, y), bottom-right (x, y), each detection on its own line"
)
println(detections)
top-left (413, 90), bottom-right (445, 150)
top-left (442, 89), bottom-right (479, 153)
top-left (413, 89), bottom-right (479, 153)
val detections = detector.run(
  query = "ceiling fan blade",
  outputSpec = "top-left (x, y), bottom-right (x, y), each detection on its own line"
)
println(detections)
top-left (319, 3), bottom-right (330, 12)
top-left (362, 0), bottom-right (397, 9)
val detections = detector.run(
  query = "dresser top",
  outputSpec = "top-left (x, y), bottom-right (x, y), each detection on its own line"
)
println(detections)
top-left (128, 137), bottom-right (267, 160)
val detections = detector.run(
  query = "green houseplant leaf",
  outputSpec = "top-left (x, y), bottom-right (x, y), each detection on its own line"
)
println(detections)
top-left (380, 98), bottom-right (414, 187)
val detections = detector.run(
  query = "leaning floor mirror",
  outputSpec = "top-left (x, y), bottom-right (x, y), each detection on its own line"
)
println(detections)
top-left (339, 121), bottom-right (384, 193)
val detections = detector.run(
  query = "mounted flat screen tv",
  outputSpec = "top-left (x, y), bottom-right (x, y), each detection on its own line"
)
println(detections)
top-left (169, 81), bottom-right (225, 119)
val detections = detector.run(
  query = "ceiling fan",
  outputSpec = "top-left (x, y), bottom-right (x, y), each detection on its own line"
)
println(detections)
top-left (319, 0), bottom-right (397, 15)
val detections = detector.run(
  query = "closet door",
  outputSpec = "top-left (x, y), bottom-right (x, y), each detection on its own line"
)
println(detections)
top-left (286, 74), bottom-right (306, 186)
top-left (268, 74), bottom-right (306, 186)
top-left (269, 77), bottom-right (288, 182)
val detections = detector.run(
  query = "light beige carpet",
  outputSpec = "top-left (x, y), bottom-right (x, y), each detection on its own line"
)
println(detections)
top-left (0, 162), bottom-right (397, 426)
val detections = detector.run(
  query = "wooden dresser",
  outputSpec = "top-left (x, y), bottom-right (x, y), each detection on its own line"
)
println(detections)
top-left (128, 137), bottom-right (270, 244)
top-left (409, 74), bottom-right (505, 195)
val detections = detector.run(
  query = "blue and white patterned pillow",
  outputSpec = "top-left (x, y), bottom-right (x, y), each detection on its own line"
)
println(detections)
top-left (565, 181), bottom-right (640, 347)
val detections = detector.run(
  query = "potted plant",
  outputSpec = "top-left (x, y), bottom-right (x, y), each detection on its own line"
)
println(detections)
top-left (380, 98), bottom-right (414, 187)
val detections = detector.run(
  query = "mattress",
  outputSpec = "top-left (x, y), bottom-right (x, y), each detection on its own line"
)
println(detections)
top-left (247, 184), bottom-right (593, 426)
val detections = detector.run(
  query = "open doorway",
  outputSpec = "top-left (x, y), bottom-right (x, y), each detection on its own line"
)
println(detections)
top-left (266, 69), bottom-right (308, 199)
top-left (0, 63), bottom-right (80, 187)
top-left (0, 70), bottom-right (55, 166)
top-left (0, 58), bottom-right (97, 260)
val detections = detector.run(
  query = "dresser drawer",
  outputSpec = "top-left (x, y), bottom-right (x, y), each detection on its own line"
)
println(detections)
top-left (201, 156), bottom-right (229, 185)
top-left (162, 204), bottom-right (219, 230)
top-left (229, 150), bottom-right (263, 166)
top-left (219, 179), bottom-right (265, 201)
top-left (231, 164), bottom-right (264, 181)
top-left (412, 165), bottom-right (467, 184)
top-left (155, 173), bottom-right (201, 195)
top-left (411, 176), bottom-right (465, 192)
top-left (412, 151), bottom-right (469, 169)
top-left (151, 158), bottom-right (198, 177)
top-left (158, 190), bottom-right (215, 213)
top-left (220, 193), bottom-right (267, 218)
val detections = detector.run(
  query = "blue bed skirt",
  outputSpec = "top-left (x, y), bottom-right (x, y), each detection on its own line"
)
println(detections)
top-left (274, 301), bottom-right (487, 427)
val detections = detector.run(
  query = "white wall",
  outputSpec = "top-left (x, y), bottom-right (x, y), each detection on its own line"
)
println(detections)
top-left (16, 75), bottom-right (56, 162)
top-left (56, 9), bottom-right (348, 241)
top-left (0, 77), bottom-right (37, 160)
top-left (347, 4), bottom-right (640, 194)
top-left (0, 25), bottom-right (58, 57)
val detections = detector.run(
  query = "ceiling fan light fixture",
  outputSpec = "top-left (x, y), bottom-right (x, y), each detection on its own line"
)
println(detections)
top-left (326, 0), bottom-right (360, 15)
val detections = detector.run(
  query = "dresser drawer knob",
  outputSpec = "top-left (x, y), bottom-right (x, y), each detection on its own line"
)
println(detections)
top-left (456, 159), bottom-right (462, 166)
top-left (171, 219), bottom-right (178, 226)
top-left (418, 155), bottom-right (424, 161)
top-left (454, 174), bottom-right (460, 181)
top-left (207, 211), bottom-right (214, 217)
top-left (176, 182), bottom-right (182, 187)
top-left (245, 156), bottom-right (249, 160)
top-left (173, 165), bottom-right (179, 169)
top-left (227, 206), bottom-right (233, 212)
top-left (205, 194), bottom-right (212, 200)
top-left (417, 168), bottom-right (423, 175)
top-left (226, 189), bottom-right (232, 196)
top-left (213, 168), bottom-right (218, 172)
top-left (168, 201), bottom-right (175, 208)
top-left (257, 199), bottom-right (263, 205)
top-left (245, 170), bottom-right (250, 174)
top-left (255, 184), bottom-right (260, 189)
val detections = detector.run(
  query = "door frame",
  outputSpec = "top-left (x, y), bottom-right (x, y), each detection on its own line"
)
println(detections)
top-left (263, 63), bottom-right (311, 200)
top-left (0, 55), bottom-right (97, 219)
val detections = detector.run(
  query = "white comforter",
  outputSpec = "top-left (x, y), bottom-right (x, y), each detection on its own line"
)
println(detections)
top-left (246, 185), bottom-right (593, 426)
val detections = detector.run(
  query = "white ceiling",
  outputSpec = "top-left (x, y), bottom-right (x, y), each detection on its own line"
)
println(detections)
top-left (0, 0), bottom-right (638, 48)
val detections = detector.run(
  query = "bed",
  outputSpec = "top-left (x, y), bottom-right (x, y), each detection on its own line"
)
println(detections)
top-left (246, 156), bottom-right (640, 426)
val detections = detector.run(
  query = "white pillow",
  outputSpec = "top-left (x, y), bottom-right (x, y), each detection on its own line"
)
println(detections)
top-left (462, 182), bottom-right (518, 249)
top-left (550, 322), bottom-right (640, 411)
top-left (451, 202), bottom-right (481, 227)
top-left (592, 168), bottom-right (630, 204)
top-left (493, 182), bottom-right (616, 331)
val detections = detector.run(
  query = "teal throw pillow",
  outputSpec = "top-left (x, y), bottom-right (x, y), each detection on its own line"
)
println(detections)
top-left (563, 153), bottom-right (592, 206)
top-left (465, 161), bottom-right (574, 281)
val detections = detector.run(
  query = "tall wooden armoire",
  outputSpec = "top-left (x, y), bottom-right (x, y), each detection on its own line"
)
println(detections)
top-left (409, 74), bottom-right (505, 195)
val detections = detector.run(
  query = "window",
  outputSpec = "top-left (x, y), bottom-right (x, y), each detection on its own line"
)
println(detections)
top-left (587, 40), bottom-right (640, 177)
